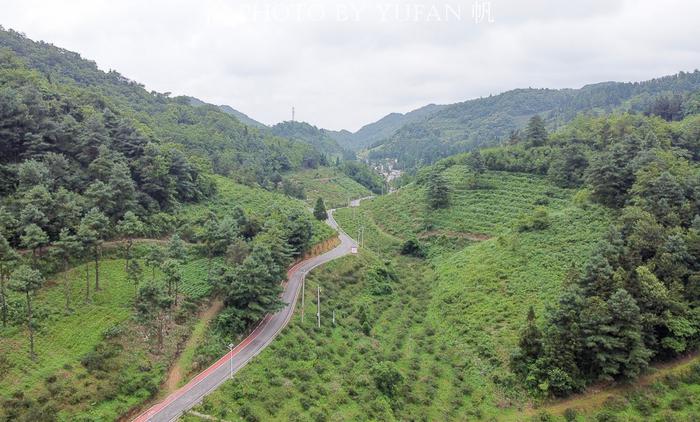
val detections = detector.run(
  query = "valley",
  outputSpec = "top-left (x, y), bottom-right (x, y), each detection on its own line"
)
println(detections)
top-left (1, 23), bottom-right (699, 422)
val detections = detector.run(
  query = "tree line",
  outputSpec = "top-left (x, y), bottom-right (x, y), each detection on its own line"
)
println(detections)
top-left (440, 111), bottom-right (700, 397)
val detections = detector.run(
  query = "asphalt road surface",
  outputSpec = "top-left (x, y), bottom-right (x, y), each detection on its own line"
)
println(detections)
top-left (133, 209), bottom-right (357, 422)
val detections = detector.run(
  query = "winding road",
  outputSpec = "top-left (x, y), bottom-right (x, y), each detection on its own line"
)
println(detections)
top-left (133, 209), bottom-right (357, 422)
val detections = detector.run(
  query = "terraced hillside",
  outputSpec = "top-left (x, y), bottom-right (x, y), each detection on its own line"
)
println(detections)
top-left (180, 166), bottom-right (613, 420)
top-left (285, 167), bottom-right (372, 209)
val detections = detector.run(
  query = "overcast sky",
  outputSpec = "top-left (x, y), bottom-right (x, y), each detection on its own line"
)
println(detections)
top-left (2, 0), bottom-right (699, 131)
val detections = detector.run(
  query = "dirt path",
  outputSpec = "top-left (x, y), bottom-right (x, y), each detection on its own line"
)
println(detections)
top-left (536, 351), bottom-right (700, 416)
top-left (164, 299), bottom-right (224, 393)
top-left (418, 229), bottom-right (491, 241)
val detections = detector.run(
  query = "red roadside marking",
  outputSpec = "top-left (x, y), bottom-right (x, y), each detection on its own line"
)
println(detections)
top-left (132, 242), bottom-right (336, 421)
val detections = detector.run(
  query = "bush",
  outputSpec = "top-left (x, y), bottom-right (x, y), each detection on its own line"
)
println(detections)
top-left (563, 408), bottom-right (578, 421)
top-left (400, 238), bottom-right (426, 258)
top-left (517, 207), bottom-right (550, 232)
top-left (371, 361), bottom-right (403, 396)
top-left (80, 343), bottom-right (120, 373)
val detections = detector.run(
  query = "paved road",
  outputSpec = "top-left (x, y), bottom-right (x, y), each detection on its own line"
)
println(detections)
top-left (133, 210), bottom-right (357, 422)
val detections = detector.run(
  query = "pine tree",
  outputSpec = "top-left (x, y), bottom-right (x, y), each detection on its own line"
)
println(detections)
top-left (466, 149), bottom-right (486, 174)
top-left (606, 289), bottom-right (651, 379)
top-left (78, 208), bottom-right (110, 292)
top-left (202, 212), bottom-right (224, 283)
top-left (126, 259), bottom-right (143, 299)
top-left (426, 169), bottom-right (449, 209)
top-left (313, 197), bottom-right (328, 221)
top-left (525, 115), bottom-right (548, 147)
top-left (161, 259), bottom-right (182, 304)
top-left (0, 236), bottom-right (19, 327)
top-left (167, 233), bottom-right (188, 263)
top-left (117, 211), bottom-right (144, 271)
top-left (221, 244), bottom-right (284, 328)
top-left (511, 306), bottom-right (543, 376)
top-left (20, 223), bottom-right (48, 269)
top-left (51, 228), bottom-right (82, 311)
top-left (134, 282), bottom-right (172, 353)
top-left (9, 265), bottom-right (44, 360)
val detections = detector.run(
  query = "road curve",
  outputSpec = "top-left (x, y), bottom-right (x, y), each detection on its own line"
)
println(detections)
top-left (133, 210), bottom-right (357, 422)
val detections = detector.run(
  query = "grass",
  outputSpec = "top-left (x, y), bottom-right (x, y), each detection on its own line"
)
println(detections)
top-left (184, 253), bottom-right (487, 421)
top-left (286, 167), bottom-right (372, 209)
top-left (0, 256), bottom-right (215, 420)
top-left (176, 167), bottom-right (620, 420)
top-left (178, 174), bottom-right (335, 244)
top-left (366, 168), bottom-right (574, 238)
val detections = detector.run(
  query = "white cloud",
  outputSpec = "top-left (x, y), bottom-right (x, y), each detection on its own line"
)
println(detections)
top-left (2, 0), bottom-right (699, 130)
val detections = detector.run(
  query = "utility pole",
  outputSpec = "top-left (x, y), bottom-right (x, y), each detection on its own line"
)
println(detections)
top-left (228, 343), bottom-right (234, 379)
top-left (301, 277), bottom-right (305, 323)
top-left (316, 286), bottom-right (321, 328)
top-left (292, 106), bottom-right (295, 122)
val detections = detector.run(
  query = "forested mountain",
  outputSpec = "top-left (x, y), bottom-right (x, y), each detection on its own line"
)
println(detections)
top-left (270, 120), bottom-right (350, 159)
top-left (0, 27), bottom-right (324, 188)
top-left (185, 96), bottom-right (267, 129)
top-left (365, 71), bottom-right (700, 168)
top-left (0, 27), bottom-right (342, 420)
top-left (431, 109), bottom-right (700, 399)
top-left (327, 103), bottom-right (447, 151)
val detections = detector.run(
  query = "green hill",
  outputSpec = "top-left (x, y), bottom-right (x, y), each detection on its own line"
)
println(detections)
top-left (366, 71), bottom-right (700, 168)
top-left (284, 167), bottom-right (372, 209)
top-left (328, 103), bottom-right (447, 151)
top-left (0, 27), bottom-right (323, 187)
top-left (185, 96), bottom-right (268, 129)
top-left (270, 120), bottom-right (347, 159)
top-left (187, 108), bottom-right (699, 420)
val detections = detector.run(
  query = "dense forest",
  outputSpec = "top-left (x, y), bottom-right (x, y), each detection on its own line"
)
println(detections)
top-left (0, 27), bottom-right (347, 420)
top-left (0, 27), bottom-right (330, 189)
top-left (428, 101), bottom-right (700, 398)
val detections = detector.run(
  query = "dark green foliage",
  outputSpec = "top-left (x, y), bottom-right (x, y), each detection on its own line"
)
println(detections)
top-left (400, 238), bottom-right (426, 258)
top-left (0, 236), bottom-right (19, 327)
top-left (466, 149), bottom-right (486, 174)
top-left (134, 282), bottom-right (172, 352)
top-left (426, 169), bottom-right (449, 209)
top-left (371, 361), bottom-right (404, 396)
top-left (526, 115), bottom-right (548, 147)
top-left (217, 244), bottom-right (284, 332)
top-left (548, 142), bottom-right (589, 188)
top-left (368, 71), bottom-right (700, 168)
top-left (8, 265), bottom-right (44, 359)
top-left (517, 207), bottom-right (551, 232)
top-left (339, 161), bottom-right (384, 194)
top-left (313, 198), bottom-right (328, 221)
top-left (510, 307), bottom-right (543, 377)
top-left (366, 262), bottom-right (399, 296)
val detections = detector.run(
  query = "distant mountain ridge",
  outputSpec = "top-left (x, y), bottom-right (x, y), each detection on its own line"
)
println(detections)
top-left (270, 120), bottom-right (347, 158)
top-left (353, 70), bottom-right (700, 167)
top-left (327, 103), bottom-right (448, 150)
top-left (185, 96), bottom-right (268, 129)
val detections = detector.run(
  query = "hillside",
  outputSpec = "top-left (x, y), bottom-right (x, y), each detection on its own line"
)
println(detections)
top-left (366, 71), bottom-right (700, 168)
top-left (185, 108), bottom-right (699, 420)
top-left (0, 28), bottom-right (340, 421)
top-left (284, 167), bottom-right (372, 209)
top-left (327, 103), bottom-right (447, 151)
top-left (186, 166), bottom-right (612, 420)
top-left (270, 121), bottom-right (347, 159)
top-left (185, 96), bottom-right (267, 129)
top-left (0, 27), bottom-right (323, 185)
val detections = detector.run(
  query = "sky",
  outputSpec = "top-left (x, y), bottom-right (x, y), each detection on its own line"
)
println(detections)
top-left (2, 0), bottom-right (700, 131)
